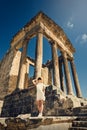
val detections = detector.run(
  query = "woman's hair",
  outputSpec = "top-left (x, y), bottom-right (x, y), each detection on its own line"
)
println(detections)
top-left (37, 77), bottom-right (42, 80)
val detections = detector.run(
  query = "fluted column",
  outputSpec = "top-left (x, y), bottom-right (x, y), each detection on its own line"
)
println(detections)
top-left (51, 42), bottom-right (60, 89)
top-left (34, 32), bottom-right (43, 78)
top-left (70, 59), bottom-right (82, 97)
top-left (59, 60), bottom-right (65, 92)
top-left (17, 40), bottom-right (28, 89)
top-left (62, 52), bottom-right (73, 95)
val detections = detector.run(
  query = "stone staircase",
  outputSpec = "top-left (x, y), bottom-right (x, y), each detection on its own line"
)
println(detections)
top-left (73, 105), bottom-right (87, 116)
top-left (69, 105), bottom-right (87, 130)
top-left (69, 116), bottom-right (87, 130)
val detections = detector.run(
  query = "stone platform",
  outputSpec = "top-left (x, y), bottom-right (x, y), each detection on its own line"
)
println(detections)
top-left (1, 86), bottom-right (87, 118)
top-left (0, 116), bottom-right (76, 130)
top-left (1, 104), bottom-right (87, 130)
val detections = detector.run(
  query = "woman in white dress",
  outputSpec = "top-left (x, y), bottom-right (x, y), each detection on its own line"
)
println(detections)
top-left (32, 77), bottom-right (46, 117)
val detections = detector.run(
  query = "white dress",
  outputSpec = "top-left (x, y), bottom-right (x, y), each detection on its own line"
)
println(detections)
top-left (36, 83), bottom-right (46, 101)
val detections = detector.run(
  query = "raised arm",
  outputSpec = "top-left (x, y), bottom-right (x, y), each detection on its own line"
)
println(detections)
top-left (32, 79), bottom-right (37, 86)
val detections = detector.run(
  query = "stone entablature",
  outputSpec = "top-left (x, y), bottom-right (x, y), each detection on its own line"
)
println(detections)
top-left (11, 12), bottom-right (75, 57)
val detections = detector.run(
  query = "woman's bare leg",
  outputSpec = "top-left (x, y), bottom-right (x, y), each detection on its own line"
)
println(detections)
top-left (36, 100), bottom-right (43, 116)
top-left (39, 100), bottom-right (43, 113)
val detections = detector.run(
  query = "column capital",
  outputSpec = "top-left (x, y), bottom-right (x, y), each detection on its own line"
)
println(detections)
top-left (61, 51), bottom-right (68, 59)
top-left (70, 58), bottom-right (74, 63)
top-left (49, 39), bottom-right (57, 45)
top-left (36, 26), bottom-right (44, 34)
top-left (23, 39), bottom-right (28, 46)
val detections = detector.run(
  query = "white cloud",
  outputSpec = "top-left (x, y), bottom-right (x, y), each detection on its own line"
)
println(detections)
top-left (67, 21), bottom-right (74, 29)
top-left (66, 17), bottom-right (74, 29)
top-left (82, 34), bottom-right (87, 42)
top-left (76, 33), bottom-right (87, 44)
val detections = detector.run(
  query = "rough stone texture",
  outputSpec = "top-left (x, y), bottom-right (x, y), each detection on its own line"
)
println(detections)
top-left (8, 75), bottom-right (18, 93)
top-left (66, 95), bottom-right (81, 108)
top-left (73, 105), bottom-right (87, 116)
top-left (1, 88), bottom-right (36, 117)
top-left (0, 50), bottom-right (21, 99)
top-left (1, 85), bottom-right (85, 117)
top-left (69, 107), bottom-right (87, 130)
top-left (1, 86), bottom-right (59, 117)
top-left (0, 116), bottom-right (75, 130)
top-left (0, 115), bottom-right (86, 130)
top-left (0, 123), bottom-right (5, 130)
top-left (41, 67), bottom-right (49, 85)
top-left (9, 50), bottom-right (21, 76)
top-left (0, 101), bottom-right (3, 115)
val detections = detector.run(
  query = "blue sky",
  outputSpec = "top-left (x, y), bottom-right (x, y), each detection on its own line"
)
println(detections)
top-left (0, 0), bottom-right (87, 98)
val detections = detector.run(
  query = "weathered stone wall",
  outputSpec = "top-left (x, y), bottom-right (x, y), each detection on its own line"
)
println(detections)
top-left (41, 67), bottom-right (49, 85)
top-left (0, 101), bottom-right (3, 115)
top-left (1, 88), bottom-right (36, 117)
top-left (0, 50), bottom-right (21, 99)
top-left (42, 66), bottom-right (52, 85)
top-left (1, 84), bottom-right (87, 118)
top-left (1, 85), bottom-right (76, 117)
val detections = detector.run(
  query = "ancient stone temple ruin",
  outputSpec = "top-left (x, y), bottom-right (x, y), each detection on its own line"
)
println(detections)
top-left (0, 11), bottom-right (82, 98)
top-left (0, 11), bottom-right (87, 130)
top-left (0, 11), bottom-right (87, 117)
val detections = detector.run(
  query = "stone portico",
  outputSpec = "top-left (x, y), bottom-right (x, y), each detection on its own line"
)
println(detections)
top-left (9, 11), bottom-right (82, 98)
top-left (0, 12), bottom-right (85, 116)
top-left (0, 11), bottom-right (87, 130)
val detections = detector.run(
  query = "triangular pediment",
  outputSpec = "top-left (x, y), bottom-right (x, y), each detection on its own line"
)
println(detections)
top-left (11, 11), bottom-right (75, 57)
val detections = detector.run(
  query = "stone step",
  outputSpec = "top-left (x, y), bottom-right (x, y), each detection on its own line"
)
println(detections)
top-left (69, 116), bottom-right (87, 130)
top-left (81, 106), bottom-right (87, 109)
top-left (77, 113), bottom-right (87, 116)
top-left (73, 106), bottom-right (87, 116)
top-left (76, 116), bottom-right (87, 121)
top-left (81, 105), bottom-right (87, 109)
top-left (69, 127), bottom-right (87, 130)
top-left (80, 109), bottom-right (87, 113)
top-left (79, 107), bottom-right (87, 112)
top-left (72, 121), bottom-right (87, 127)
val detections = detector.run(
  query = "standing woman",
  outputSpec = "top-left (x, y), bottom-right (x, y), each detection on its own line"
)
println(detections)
top-left (32, 77), bottom-right (46, 117)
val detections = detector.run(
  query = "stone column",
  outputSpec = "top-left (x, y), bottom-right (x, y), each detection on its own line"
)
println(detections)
top-left (48, 66), bottom-right (52, 85)
top-left (34, 32), bottom-right (43, 78)
top-left (24, 59), bottom-right (29, 89)
top-left (59, 59), bottom-right (65, 92)
top-left (51, 41), bottom-right (60, 89)
top-left (62, 52), bottom-right (73, 95)
top-left (17, 39), bottom-right (28, 89)
top-left (70, 59), bottom-right (82, 97)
